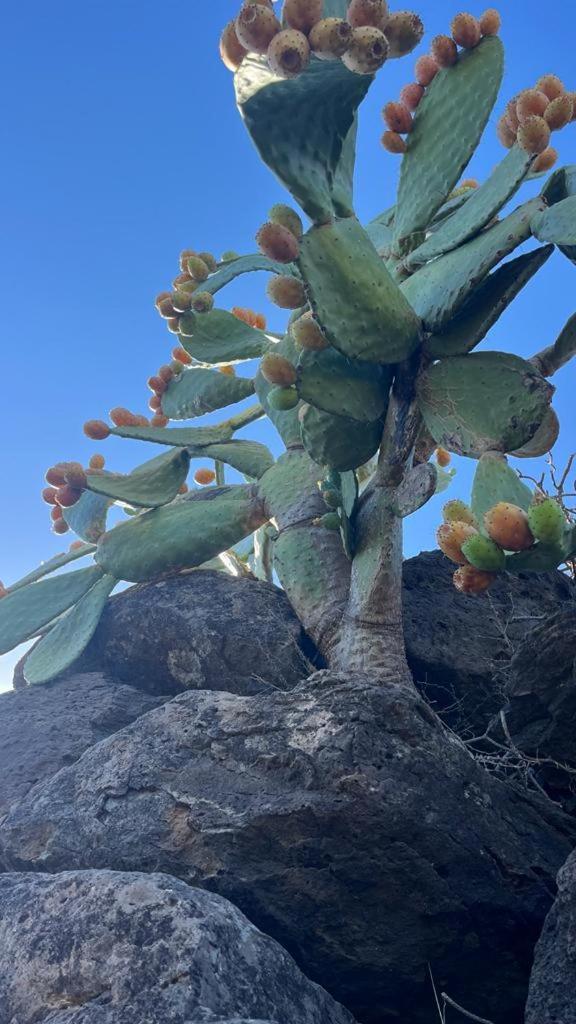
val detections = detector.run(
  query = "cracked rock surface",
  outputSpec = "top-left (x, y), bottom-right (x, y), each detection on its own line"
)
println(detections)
top-left (526, 847), bottom-right (576, 1024)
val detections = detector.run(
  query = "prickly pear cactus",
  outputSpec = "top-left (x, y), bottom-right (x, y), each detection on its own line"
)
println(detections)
top-left (2, 1), bottom-right (576, 685)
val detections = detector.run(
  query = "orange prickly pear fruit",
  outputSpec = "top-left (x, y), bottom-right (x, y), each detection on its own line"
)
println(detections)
top-left (479, 8), bottom-right (501, 36)
top-left (84, 420), bottom-right (111, 441)
top-left (178, 483), bottom-right (189, 495)
top-left (151, 414), bottom-right (169, 428)
top-left (536, 74), bottom-right (565, 101)
top-left (381, 130), bottom-right (407, 154)
top-left (236, 3), bottom-right (281, 53)
top-left (155, 291), bottom-right (172, 307)
top-left (451, 13), bottom-right (481, 49)
top-left (497, 114), bottom-right (517, 148)
top-left (69, 540), bottom-right (85, 551)
top-left (220, 20), bottom-right (248, 71)
top-left (453, 565), bottom-right (496, 595)
top-left (382, 101), bottom-right (413, 134)
top-left (194, 468), bottom-right (217, 485)
top-left (443, 500), bottom-right (478, 527)
top-left (532, 147), bottom-right (558, 173)
top-left (384, 11), bottom-right (424, 57)
top-left (435, 447), bottom-right (451, 468)
top-left (517, 115), bottom-right (551, 154)
top-left (415, 55), bottom-right (439, 87)
top-left (399, 82), bottom-right (424, 110)
top-left (220, 364), bottom-right (236, 376)
top-left (260, 352), bottom-right (298, 386)
top-left (308, 17), bottom-right (353, 59)
top-left (505, 98), bottom-right (520, 131)
top-left (53, 519), bottom-right (70, 535)
top-left (267, 274), bottom-right (307, 308)
top-left (269, 203), bottom-right (304, 239)
top-left (341, 26), bottom-right (389, 74)
top-left (516, 89), bottom-right (549, 122)
top-left (292, 311), bottom-right (329, 350)
top-left (172, 346), bottom-right (193, 365)
top-left (267, 29), bottom-right (311, 78)
top-left (89, 454), bottom-right (106, 470)
top-left (55, 485), bottom-right (82, 508)
top-left (110, 408), bottom-right (139, 428)
top-left (256, 222), bottom-right (300, 262)
top-left (346, 0), bottom-right (389, 30)
top-left (527, 497), bottom-right (565, 544)
top-left (484, 502), bottom-right (535, 551)
top-left (283, 0), bottom-right (324, 34)
top-left (42, 486), bottom-right (58, 505)
top-left (431, 34), bottom-right (458, 67)
top-left (436, 521), bottom-right (478, 564)
top-left (253, 313), bottom-right (267, 330)
top-left (544, 94), bottom-right (573, 130)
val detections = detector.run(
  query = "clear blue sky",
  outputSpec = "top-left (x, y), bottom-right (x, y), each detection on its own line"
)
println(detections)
top-left (1, 1), bottom-right (575, 688)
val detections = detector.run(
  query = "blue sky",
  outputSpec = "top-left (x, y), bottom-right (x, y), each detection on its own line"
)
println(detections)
top-left (1, 1), bottom-right (575, 689)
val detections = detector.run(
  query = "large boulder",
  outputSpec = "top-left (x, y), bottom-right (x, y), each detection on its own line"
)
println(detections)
top-left (1, 673), bottom-right (573, 1024)
top-left (0, 870), bottom-right (355, 1024)
top-left (0, 672), bottom-right (166, 821)
top-left (526, 848), bottom-right (576, 1024)
top-left (13, 571), bottom-right (311, 697)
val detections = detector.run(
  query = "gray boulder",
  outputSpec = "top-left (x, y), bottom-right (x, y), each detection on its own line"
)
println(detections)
top-left (0, 870), bottom-right (354, 1024)
top-left (526, 848), bottom-right (576, 1024)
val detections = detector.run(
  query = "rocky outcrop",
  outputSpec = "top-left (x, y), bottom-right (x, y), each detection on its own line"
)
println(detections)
top-left (1, 673), bottom-right (573, 1024)
top-left (0, 870), bottom-right (355, 1024)
top-left (526, 848), bottom-right (576, 1024)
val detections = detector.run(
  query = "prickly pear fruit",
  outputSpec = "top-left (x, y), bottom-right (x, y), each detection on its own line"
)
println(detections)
top-left (179, 249), bottom-right (196, 271)
top-left (382, 101), bottom-right (413, 133)
top-left (283, 0), bottom-right (323, 33)
top-left (517, 115), bottom-right (551, 154)
top-left (151, 414), bottom-right (169, 428)
top-left (505, 98), bottom-right (520, 131)
top-left (50, 505), bottom-right (63, 522)
top-left (267, 29), bottom-right (310, 78)
top-left (0, 582), bottom-right (7, 599)
top-left (84, 420), bottom-right (111, 441)
top-left (516, 89), bottom-right (550, 123)
top-left (167, 318), bottom-right (181, 334)
top-left (157, 297), bottom-right (177, 319)
top-left (256, 222), bottom-right (300, 262)
top-left (221, 250), bottom-right (240, 262)
top-left (148, 375), bottom-right (166, 394)
top-left (536, 74), bottom-right (565, 101)
top-left (437, 521), bottom-right (478, 564)
top-left (260, 352), bottom-right (298, 386)
top-left (431, 34), bottom-right (458, 67)
top-left (236, 4), bottom-right (281, 53)
top-left (187, 256), bottom-right (210, 282)
top-left (544, 94), bottom-right (573, 130)
top-left (89, 454), bottom-right (106, 470)
top-left (532, 147), bottom-right (558, 173)
top-left (381, 131), bottom-right (407, 154)
top-left (45, 464), bottom-right (68, 487)
top-left (158, 365), bottom-right (174, 383)
top-left (322, 489), bottom-right (342, 509)
top-left (384, 11), bottom-right (424, 57)
top-left (197, 252), bottom-right (217, 273)
top-left (267, 274), bottom-right (307, 308)
top-left (453, 565), bottom-right (496, 595)
top-left (484, 502), bottom-right (535, 551)
top-left (172, 346), bottom-right (193, 365)
top-left (110, 408), bottom-right (139, 427)
top-left (194, 468), bottom-right (217, 485)
top-left (63, 462), bottom-right (87, 488)
top-left (497, 114), bottom-right (517, 148)
top-left (191, 291), bottom-right (215, 313)
top-left (69, 540), bottom-right (85, 551)
top-left (341, 25), bottom-right (389, 74)
top-left (220, 20), bottom-right (248, 71)
top-left (314, 511), bottom-right (341, 530)
top-left (309, 18), bottom-right (353, 59)
top-left (220, 365), bottom-right (236, 376)
top-left (451, 13), bottom-right (481, 49)
top-left (42, 486), bottom-right (58, 504)
top-left (479, 8), bottom-right (501, 35)
top-left (461, 533), bottom-right (506, 572)
top-left (415, 55), bottom-right (439, 87)
top-left (291, 311), bottom-right (329, 350)
top-left (269, 203), bottom-right (304, 239)
top-left (347, 0), bottom-right (389, 30)
top-left (267, 385), bottom-right (299, 410)
top-left (55, 485), bottom-right (82, 508)
top-left (527, 497), bottom-right (565, 544)
top-left (399, 82), bottom-right (424, 109)
top-left (171, 290), bottom-right (192, 313)
top-left (53, 519), bottom-right (70, 535)
top-left (435, 447), bottom-right (451, 468)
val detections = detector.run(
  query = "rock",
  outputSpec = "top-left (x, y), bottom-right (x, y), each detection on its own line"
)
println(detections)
top-left (403, 550), bottom-right (574, 736)
top-left (0, 672), bottom-right (167, 821)
top-left (1, 673), bottom-right (573, 1024)
top-left (526, 848), bottom-right (576, 1024)
top-left (13, 571), bottom-right (312, 697)
top-left (0, 870), bottom-right (355, 1024)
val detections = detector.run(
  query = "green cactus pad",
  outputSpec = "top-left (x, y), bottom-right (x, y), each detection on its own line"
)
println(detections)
top-left (0, 565), bottom-right (104, 655)
top-left (255, 333), bottom-right (302, 448)
top-left (461, 534), bottom-right (506, 573)
top-left (96, 486), bottom-right (267, 583)
top-left (417, 352), bottom-right (553, 459)
top-left (426, 245), bottom-right (553, 359)
top-left (300, 404), bottom-right (383, 471)
top-left (85, 449), bottom-right (190, 508)
top-left (402, 199), bottom-right (544, 331)
top-left (24, 574), bottom-right (117, 686)
top-left (406, 147), bottom-right (534, 269)
top-left (505, 541), bottom-right (567, 574)
top-left (5, 544), bottom-right (97, 595)
top-left (179, 309), bottom-right (271, 364)
top-left (110, 423), bottom-right (235, 446)
top-left (364, 205), bottom-right (395, 253)
top-left (191, 440), bottom-right (274, 480)
top-left (510, 408), bottom-right (559, 458)
top-left (200, 254), bottom-right (299, 296)
top-left (393, 464), bottom-right (438, 518)
top-left (161, 367), bottom-right (255, 420)
top-left (63, 490), bottom-right (111, 543)
top-left (298, 218), bottom-right (421, 364)
top-left (296, 347), bottom-right (392, 422)
top-left (534, 313), bottom-right (576, 378)
top-left (393, 37), bottom-right (504, 252)
top-left (532, 195), bottom-right (576, 246)
top-left (471, 452), bottom-right (534, 534)
top-left (540, 164), bottom-right (576, 206)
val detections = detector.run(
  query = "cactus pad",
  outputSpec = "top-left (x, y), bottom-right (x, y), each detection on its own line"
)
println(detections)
top-left (110, 422), bottom-right (235, 446)
top-left (161, 367), bottom-right (255, 420)
top-left (179, 309), bottom-right (271, 364)
top-left (300, 403), bottom-right (383, 471)
top-left (532, 194), bottom-right (576, 246)
top-left (0, 565), bottom-right (104, 655)
top-left (199, 254), bottom-right (300, 296)
top-left (190, 440), bottom-right (274, 480)
top-left (63, 490), bottom-right (111, 542)
top-left (86, 449), bottom-right (190, 508)
top-left (296, 346), bottom-right (392, 421)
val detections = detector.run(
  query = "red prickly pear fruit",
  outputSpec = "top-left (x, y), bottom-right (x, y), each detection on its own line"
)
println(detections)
top-left (235, 4), bottom-right (281, 53)
top-left (220, 365), bottom-right (236, 377)
top-left (381, 130), bottom-right (407, 154)
top-left (268, 203), bottom-right (304, 240)
top-left (536, 75), bottom-right (565, 101)
top-left (89, 454), bottom-right (106, 470)
top-left (453, 565), bottom-right (496, 595)
top-left (532, 147), bottom-right (558, 173)
top-left (435, 447), bottom-right (451, 468)
top-left (384, 11), bottom-right (424, 58)
top-left (42, 486), bottom-right (58, 505)
top-left (197, 252), bottom-right (217, 273)
top-left (451, 13), bottom-right (481, 49)
top-left (308, 18), bottom-right (353, 60)
top-left (443, 500), bottom-right (477, 527)
top-left (171, 290), bottom-right (192, 313)
top-left (150, 414), bottom-right (169, 428)
top-left (50, 505), bottom-right (63, 522)
top-left (436, 521), bottom-right (478, 564)
top-left (63, 462), bottom-right (87, 488)
top-left (382, 101), bottom-right (413, 134)
top-left (527, 497), bottom-right (565, 544)
top-left (267, 274), bottom-right (307, 308)
top-left (134, 415), bottom-right (150, 427)
top-left (148, 375), bottom-right (166, 394)
top-left (517, 115), bottom-right (551, 155)
top-left (172, 346), bottom-right (193, 365)
top-left (157, 297), bottom-right (177, 319)
top-left (283, 0), bottom-right (323, 34)
top-left (55, 485), bottom-right (82, 508)
top-left (260, 352), bottom-right (298, 386)
top-left (69, 540), bottom-right (85, 551)
top-left (399, 82), bottom-right (424, 110)
top-left (346, 0), bottom-right (389, 31)
top-left (505, 98), bottom-right (520, 131)
top-left (83, 420), bottom-right (111, 441)
top-left (178, 483), bottom-right (189, 495)
top-left (544, 94), bottom-right (573, 130)
top-left (431, 34), bottom-right (458, 68)
top-left (186, 256), bottom-right (210, 283)
top-left (155, 291), bottom-right (172, 307)
top-left (460, 534), bottom-right (506, 572)
top-left (167, 317), bottom-right (181, 334)
top-left (220, 20), bottom-right (248, 71)
top-left (484, 502), bottom-right (535, 551)
top-left (191, 291), bottom-right (215, 313)
top-left (149, 394), bottom-right (162, 411)
top-left (497, 114), bottom-right (517, 148)
top-left (341, 25), bottom-right (389, 74)
top-left (267, 29), bottom-right (310, 78)
top-left (110, 407), bottom-right (139, 428)
top-left (45, 464), bottom-right (68, 487)
top-left (194, 468), bottom-right (217, 485)
top-left (256, 222), bottom-right (300, 262)
top-left (267, 385), bottom-right (299, 410)
top-left (479, 8), bottom-right (501, 36)
top-left (415, 55), bottom-right (439, 87)
top-left (158, 365), bottom-right (175, 383)
top-left (292, 311), bottom-right (329, 350)
top-left (516, 89), bottom-right (549, 123)
top-left (0, 581), bottom-right (8, 599)
top-left (53, 519), bottom-right (70, 535)
top-left (172, 273), bottom-right (196, 291)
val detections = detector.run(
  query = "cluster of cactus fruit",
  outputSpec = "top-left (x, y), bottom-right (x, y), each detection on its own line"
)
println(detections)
top-left (2, 0), bottom-right (576, 686)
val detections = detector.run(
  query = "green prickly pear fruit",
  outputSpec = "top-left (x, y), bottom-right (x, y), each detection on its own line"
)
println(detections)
top-left (532, 147), bottom-right (558, 173)
top-left (221, 250), bottom-right (241, 262)
top-left (291, 311), bottom-right (329, 350)
top-left (191, 291), bottom-right (215, 313)
top-left (256, 222), bottom-right (300, 262)
top-left (527, 497), bottom-right (565, 544)
top-left (283, 0), bottom-right (323, 34)
top-left (536, 74), bottom-right (565, 101)
top-left (267, 29), bottom-right (311, 78)
top-left (268, 203), bottom-right (303, 240)
top-left (308, 18), bottom-right (353, 60)
top-left (544, 95), bottom-right (573, 130)
top-left (236, 4), bottom-right (281, 53)
top-left (314, 511), bottom-right (341, 530)
top-left (517, 115), bottom-right (551, 154)
top-left (451, 13), bottom-right (481, 49)
top-left (322, 489), bottom-right (342, 509)
top-left (461, 534), bottom-right (506, 572)
top-left (415, 55), bottom-right (439, 87)
top-left (453, 565), bottom-right (496, 595)
top-left (479, 8), bottom-right (501, 36)
top-left (187, 256), bottom-right (210, 283)
top-left (383, 11), bottom-right (424, 58)
top-left (347, 0), bottom-right (389, 31)
top-left (170, 360), bottom-right (184, 375)
top-left (399, 82), bottom-right (424, 110)
top-left (220, 20), bottom-right (248, 71)
top-left (436, 521), bottom-right (478, 564)
top-left (484, 502), bottom-right (535, 551)
top-left (171, 289), bottom-right (192, 313)
top-left (382, 101), bottom-right (413, 134)
top-left (260, 352), bottom-right (298, 386)
top-left (431, 34), bottom-right (458, 67)
top-left (341, 26), bottom-right (389, 74)
top-left (267, 385), bottom-right (299, 410)
top-left (381, 131), bottom-right (407, 154)
top-left (443, 500), bottom-right (477, 526)
top-left (197, 252), bottom-right (217, 273)
top-left (497, 114), bottom-right (517, 148)
top-left (267, 274), bottom-right (307, 308)
top-left (179, 249), bottom-right (197, 272)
